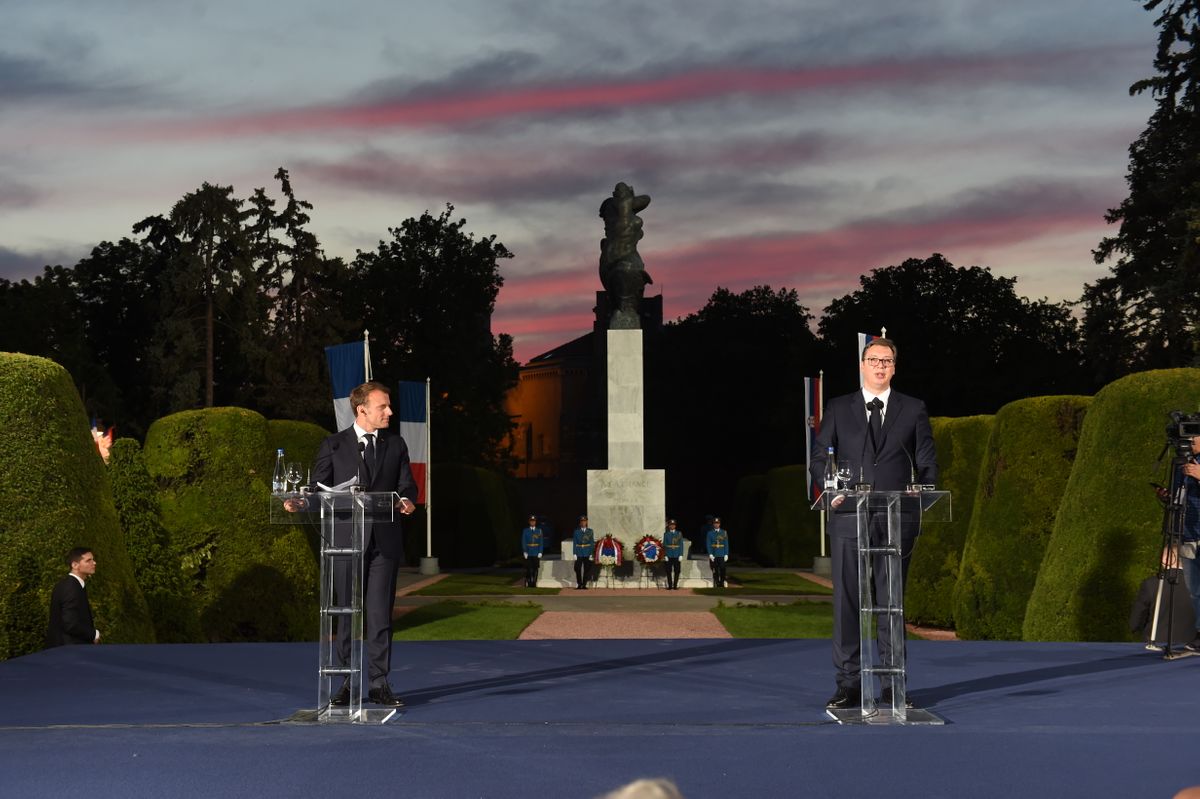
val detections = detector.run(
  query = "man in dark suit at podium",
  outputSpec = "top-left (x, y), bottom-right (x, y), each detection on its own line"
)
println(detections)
top-left (46, 547), bottom-right (100, 647)
top-left (310, 381), bottom-right (416, 708)
top-left (810, 338), bottom-right (937, 710)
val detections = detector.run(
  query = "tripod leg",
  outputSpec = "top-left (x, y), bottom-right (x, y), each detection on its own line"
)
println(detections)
top-left (1148, 575), bottom-right (1165, 649)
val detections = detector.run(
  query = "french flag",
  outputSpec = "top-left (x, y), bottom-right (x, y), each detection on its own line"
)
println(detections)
top-left (398, 380), bottom-right (429, 504)
top-left (325, 338), bottom-right (370, 431)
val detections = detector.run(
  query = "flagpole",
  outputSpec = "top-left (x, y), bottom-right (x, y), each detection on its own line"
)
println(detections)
top-left (363, 329), bottom-right (372, 381)
top-left (425, 376), bottom-right (432, 561)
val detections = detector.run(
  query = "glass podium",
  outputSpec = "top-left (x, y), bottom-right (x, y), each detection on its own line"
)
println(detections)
top-left (272, 490), bottom-right (400, 724)
top-left (813, 488), bottom-right (951, 725)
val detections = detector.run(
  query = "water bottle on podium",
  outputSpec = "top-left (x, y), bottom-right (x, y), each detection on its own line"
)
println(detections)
top-left (272, 448), bottom-right (286, 494)
top-left (823, 446), bottom-right (837, 509)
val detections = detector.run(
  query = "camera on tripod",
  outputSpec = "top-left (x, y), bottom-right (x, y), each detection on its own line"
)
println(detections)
top-left (1143, 410), bottom-right (1200, 656)
top-left (1166, 410), bottom-right (1200, 455)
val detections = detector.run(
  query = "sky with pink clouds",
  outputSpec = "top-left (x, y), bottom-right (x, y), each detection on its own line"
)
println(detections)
top-left (0, 0), bottom-right (1160, 363)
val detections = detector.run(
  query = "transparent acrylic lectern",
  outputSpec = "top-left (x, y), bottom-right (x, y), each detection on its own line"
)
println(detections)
top-left (271, 490), bottom-right (399, 724)
top-left (812, 488), bottom-right (951, 725)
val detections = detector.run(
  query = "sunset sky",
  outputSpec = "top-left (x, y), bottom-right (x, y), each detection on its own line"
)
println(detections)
top-left (0, 0), bottom-right (1159, 363)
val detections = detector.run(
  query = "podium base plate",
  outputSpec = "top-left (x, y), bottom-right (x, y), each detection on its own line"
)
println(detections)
top-left (826, 706), bottom-right (944, 726)
top-left (287, 707), bottom-right (400, 725)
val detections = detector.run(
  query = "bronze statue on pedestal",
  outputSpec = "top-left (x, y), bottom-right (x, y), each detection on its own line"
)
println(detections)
top-left (599, 182), bottom-right (653, 330)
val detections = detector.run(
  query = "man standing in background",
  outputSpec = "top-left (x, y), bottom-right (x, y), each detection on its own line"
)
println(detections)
top-left (706, 517), bottom-right (729, 588)
top-left (522, 515), bottom-right (545, 588)
top-left (46, 547), bottom-right (100, 647)
top-left (572, 515), bottom-right (595, 590)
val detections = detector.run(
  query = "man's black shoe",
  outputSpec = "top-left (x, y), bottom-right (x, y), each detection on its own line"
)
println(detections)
top-left (825, 687), bottom-right (861, 709)
top-left (330, 683), bottom-right (350, 707)
top-left (367, 685), bottom-right (405, 708)
top-left (879, 687), bottom-right (915, 709)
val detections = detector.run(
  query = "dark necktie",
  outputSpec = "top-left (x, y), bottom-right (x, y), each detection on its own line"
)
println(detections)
top-left (868, 398), bottom-right (883, 450)
top-left (364, 433), bottom-right (377, 480)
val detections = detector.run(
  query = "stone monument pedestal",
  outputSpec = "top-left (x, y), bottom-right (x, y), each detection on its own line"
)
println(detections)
top-left (582, 328), bottom-right (682, 587)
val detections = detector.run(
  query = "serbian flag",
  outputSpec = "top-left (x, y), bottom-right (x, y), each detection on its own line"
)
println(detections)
top-left (804, 376), bottom-right (822, 500)
top-left (857, 331), bottom-right (878, 387)
top-left (398, 380), bottom-right (429, 504)
top-left (325, 337), bottom-right (371, 431)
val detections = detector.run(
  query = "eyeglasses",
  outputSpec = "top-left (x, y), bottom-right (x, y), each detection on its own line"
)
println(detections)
top-left (864, 357), bottom-right (895, 367)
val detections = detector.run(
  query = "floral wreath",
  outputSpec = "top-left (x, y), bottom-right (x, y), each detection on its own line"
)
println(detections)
top-left (593, 534), bottom-right (625, 566)
top-left (634, 535), bottom-right (664, 564)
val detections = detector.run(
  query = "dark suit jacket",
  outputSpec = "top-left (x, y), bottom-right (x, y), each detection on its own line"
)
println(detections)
top-left (46, 575), bottom-right (96, 647)
top-left (809, 389), bottom-right (938, 539)
top-left (310, 426), bottom-right (418, 560)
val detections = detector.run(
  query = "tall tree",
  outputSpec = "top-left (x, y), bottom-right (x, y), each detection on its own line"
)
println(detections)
top-left (1092, 0), bottom-right (1200, 372)
top-left (135, 183), bottom-right (261, 410)
top-left (348, 204), bottom-right (518, 466)
top-left (816, 254), bottom-right (1086, 416)
top-left (251, 168), bottom-right (353, 423)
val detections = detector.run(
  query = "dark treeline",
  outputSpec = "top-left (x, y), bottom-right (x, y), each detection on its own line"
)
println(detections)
top-left (0, 169), bottom-right (518, 468)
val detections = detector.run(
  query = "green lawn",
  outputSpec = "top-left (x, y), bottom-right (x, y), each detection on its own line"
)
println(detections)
top-left (409, 572), bottom-right (560, 596)
top-left (392, 600), bottom-right (542, 640)
top-left (694, 571), bottom-right (833, 597)
top-left (712, 601), bottom-right (835, 638)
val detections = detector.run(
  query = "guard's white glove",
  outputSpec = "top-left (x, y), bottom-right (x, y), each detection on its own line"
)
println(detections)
top-left (723, 555), bottom-right (729, 562)
top-left (522, 553), bottom-right (528, 559)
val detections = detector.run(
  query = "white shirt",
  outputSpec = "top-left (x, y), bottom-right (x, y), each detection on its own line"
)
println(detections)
top-left (861, 387), bottom-right (892, 423)
top-left (352, 422), bottom-right (376, 449)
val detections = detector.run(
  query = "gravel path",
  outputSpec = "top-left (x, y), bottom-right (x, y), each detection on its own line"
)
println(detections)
top-left (519, 611), bottom-right (731, 639)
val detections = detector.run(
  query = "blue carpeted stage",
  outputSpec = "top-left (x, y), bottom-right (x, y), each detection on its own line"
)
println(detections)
top-left (1, 639), bottom-right (1196, 798)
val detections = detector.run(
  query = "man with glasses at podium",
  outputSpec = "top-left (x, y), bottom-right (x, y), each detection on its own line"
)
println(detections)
top-left (810, 338), bottom-right (937, 711)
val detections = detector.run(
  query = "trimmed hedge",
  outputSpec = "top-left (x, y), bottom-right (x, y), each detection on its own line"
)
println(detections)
top-left (267, 419), bottom-right (330, 476)
top-left (953, 396), bottom-right (1090, 639)
top-left (427, 463), bottom-right (514, 567)
top-left (905, 414), bottom-right (993, 627)
top-left (108, 437), bottom-right (203, 642)
top-left (143, 408), bottom-right (318, 642)
top-left (1024, 369), bottom-right (1200, 641)
top-left (753, 466), bottom-right (823, 567)
top-left (0, 353), bottom-right (154, 658)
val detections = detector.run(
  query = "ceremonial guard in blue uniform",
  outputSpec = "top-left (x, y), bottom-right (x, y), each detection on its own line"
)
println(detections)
top-left (521, 515), bottom-right (544, 588)
top-left (663, 519), bottom-right (685, 590)
top-left (572, 515), bottom-right (595, 589)
top-left (706, 517), bottom-right (729, 588)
